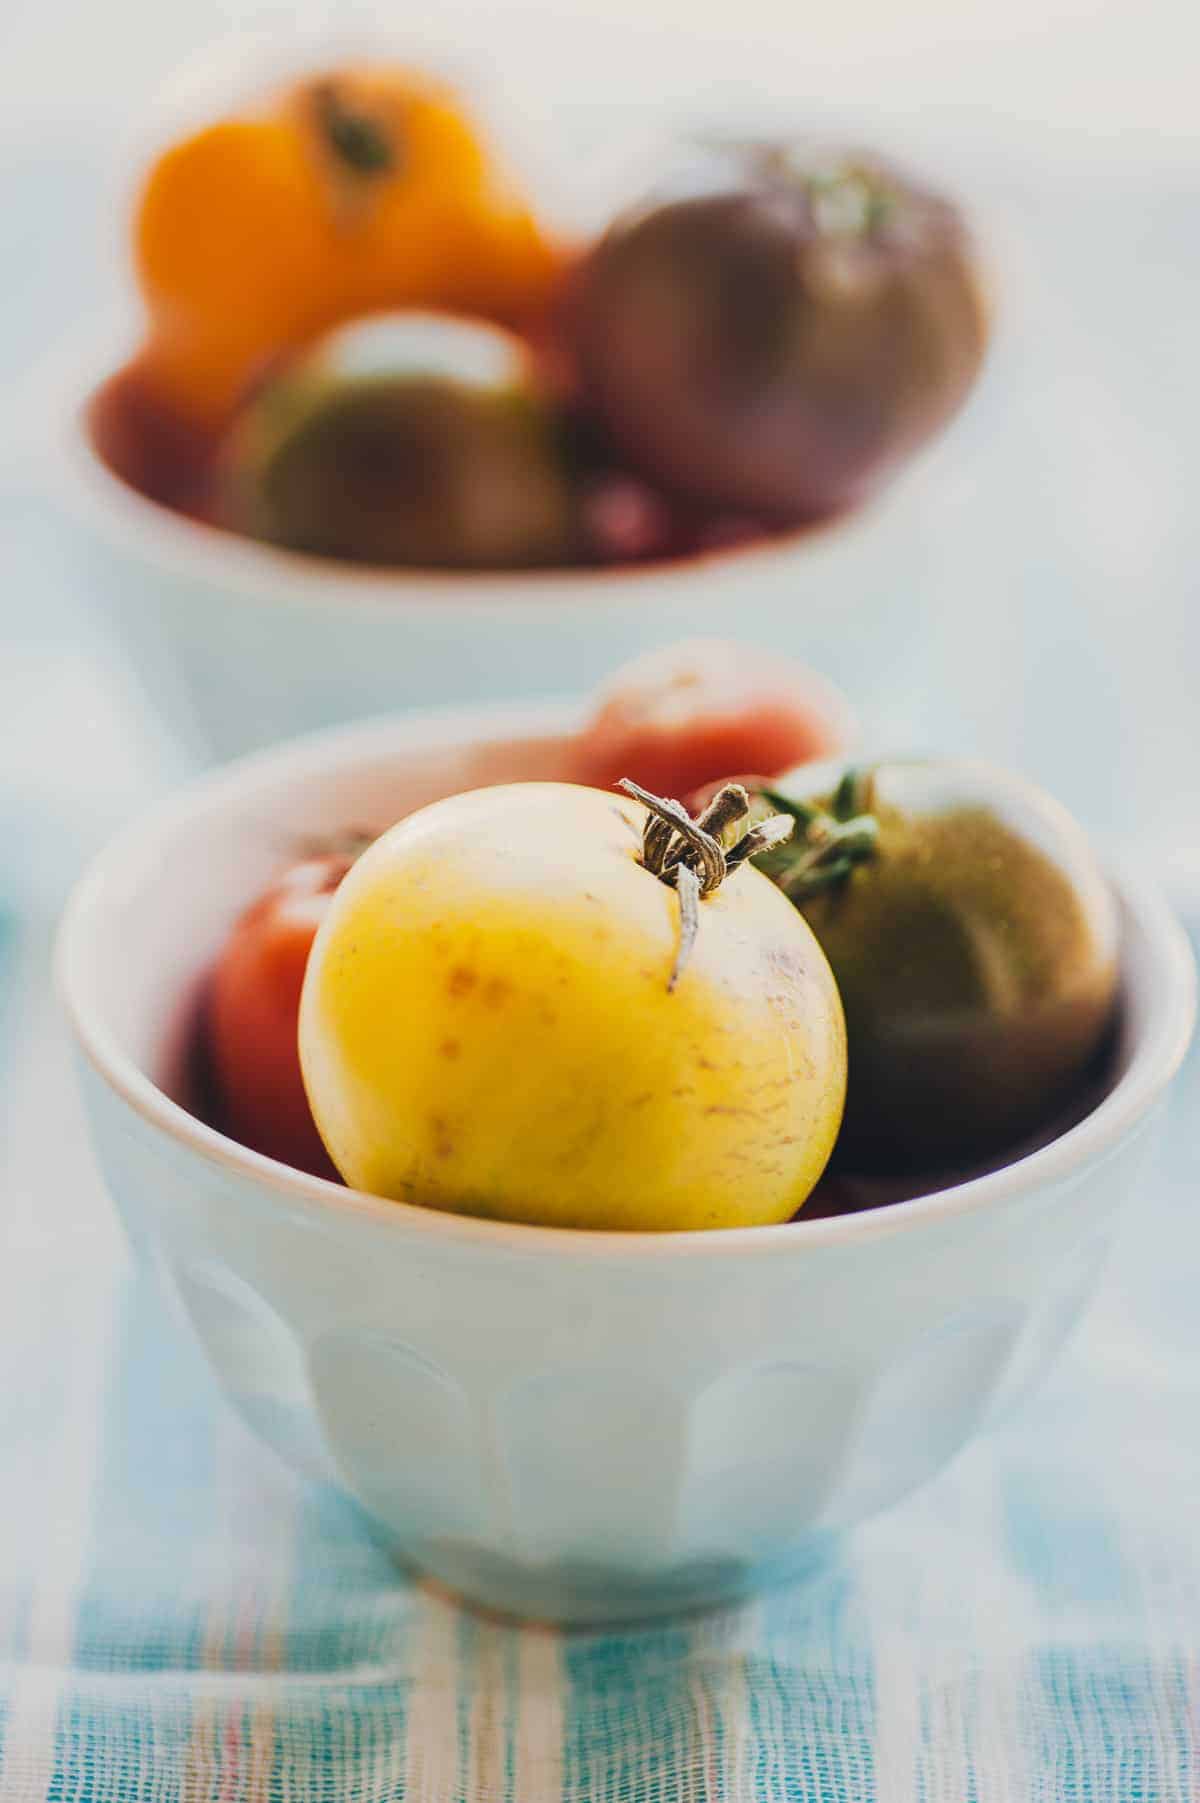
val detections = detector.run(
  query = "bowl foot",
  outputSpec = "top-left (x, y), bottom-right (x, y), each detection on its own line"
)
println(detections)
top-left (385, 1531), bottom-right (844, 1627)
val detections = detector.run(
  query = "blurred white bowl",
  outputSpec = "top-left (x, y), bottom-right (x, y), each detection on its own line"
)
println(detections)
top-left (57, 703), bottom-right (1194, 1623)
top-left (53, 355), bottom-right (951, 765)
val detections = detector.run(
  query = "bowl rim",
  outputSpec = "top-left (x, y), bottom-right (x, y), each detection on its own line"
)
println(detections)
top-left (57, 699), bottom-right (1197, 1259)
top-left (50, 342), bottom-right (871, 614)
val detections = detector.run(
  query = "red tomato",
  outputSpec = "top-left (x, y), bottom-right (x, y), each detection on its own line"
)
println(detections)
top-left (568, 639), bottom-right (852, 801)
top-left (88, 355), bottom-right (220, 519)
top-left (205, 853), bottom-right (354, 1178)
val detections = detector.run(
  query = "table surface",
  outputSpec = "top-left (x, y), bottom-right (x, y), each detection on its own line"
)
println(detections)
top-left (2, 25), bottom-right (1200, 1796)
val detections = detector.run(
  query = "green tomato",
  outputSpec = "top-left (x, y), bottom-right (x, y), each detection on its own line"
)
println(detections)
top-left (221, 313), bottom-right (575, 569)
top-left (750, 758), bottom-right (1120, 1172)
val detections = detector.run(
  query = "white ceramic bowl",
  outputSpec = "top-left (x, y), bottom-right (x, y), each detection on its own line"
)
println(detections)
top-left (54, 355), bottom-right (952, 765)
top-left (58, 703), bottom-right (1195, 1623)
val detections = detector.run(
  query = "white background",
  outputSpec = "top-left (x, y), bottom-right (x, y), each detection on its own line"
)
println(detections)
top-left (4, 0), bottom-right (1200, 147)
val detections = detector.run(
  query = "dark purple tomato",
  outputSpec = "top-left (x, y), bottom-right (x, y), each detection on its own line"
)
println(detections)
top-left (569, 142), bottom-right (988, 521)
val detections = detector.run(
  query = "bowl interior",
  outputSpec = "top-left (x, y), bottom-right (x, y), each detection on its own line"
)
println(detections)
top-left (58, 703), bottom-right (1195, 1247)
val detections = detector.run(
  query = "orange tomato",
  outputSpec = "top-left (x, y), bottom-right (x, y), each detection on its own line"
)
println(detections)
top-left (135, 67), bottom-right (563, 426)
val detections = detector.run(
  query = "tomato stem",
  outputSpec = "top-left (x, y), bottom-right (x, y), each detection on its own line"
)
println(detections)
top-left (619, 779), bottom-right (794, 989)
top-left (761, 770), bottom-right (879, 902)
top-left (310, 80), bottom-right (397, 177)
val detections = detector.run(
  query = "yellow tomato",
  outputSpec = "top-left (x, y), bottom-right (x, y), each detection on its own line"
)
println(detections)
top-left (134, 67), bottom-right (563, 427)
top-left (299, 783), bottom-right (846, 1231)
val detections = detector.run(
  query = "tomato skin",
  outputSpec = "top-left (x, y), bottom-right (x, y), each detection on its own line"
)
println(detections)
top-left (205, 855), bottom-right (353, 1178)
top-left (219, 313), bottom-right (577, 570)
top-left (568, 640), bottom-right (851, 802)
top-left (299, 783), bottom-right (845, 1229)
top-left (569, 149), bottom-right (986, 521)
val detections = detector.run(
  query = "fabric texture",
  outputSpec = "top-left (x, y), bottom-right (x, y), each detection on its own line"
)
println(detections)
top-left (0, 908), bottom-right (1198, 1801)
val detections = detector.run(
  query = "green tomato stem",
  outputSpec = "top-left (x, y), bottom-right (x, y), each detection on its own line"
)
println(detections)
top-left (761, 770), bottom-right (881, 903)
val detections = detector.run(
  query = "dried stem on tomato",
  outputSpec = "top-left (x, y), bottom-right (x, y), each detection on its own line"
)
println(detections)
top-left (620, 779), bottom-right (793, 989)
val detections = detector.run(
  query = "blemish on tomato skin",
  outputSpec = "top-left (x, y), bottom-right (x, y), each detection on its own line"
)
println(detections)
top-left (447, 966), bottom-right (477, 997)
top-left (483, 976), bottom-right (512, 1009)
top-left (440, 1038), bottom-right (461, 1060)
top-left (766, 943), bottom-right (807, 986)
top-left (429, 1113), bottom-right (454, 1159)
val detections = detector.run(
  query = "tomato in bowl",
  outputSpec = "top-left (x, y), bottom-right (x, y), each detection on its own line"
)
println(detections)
top-left (57, 701), bottom-right (1194, 1622)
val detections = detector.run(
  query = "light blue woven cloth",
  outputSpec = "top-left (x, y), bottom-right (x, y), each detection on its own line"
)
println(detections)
top-left (0, 900), bottom-right (1198, 1801)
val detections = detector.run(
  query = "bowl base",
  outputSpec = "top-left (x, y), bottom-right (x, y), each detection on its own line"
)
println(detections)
top-left (382, 1530), bottom-right (844, 1627)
